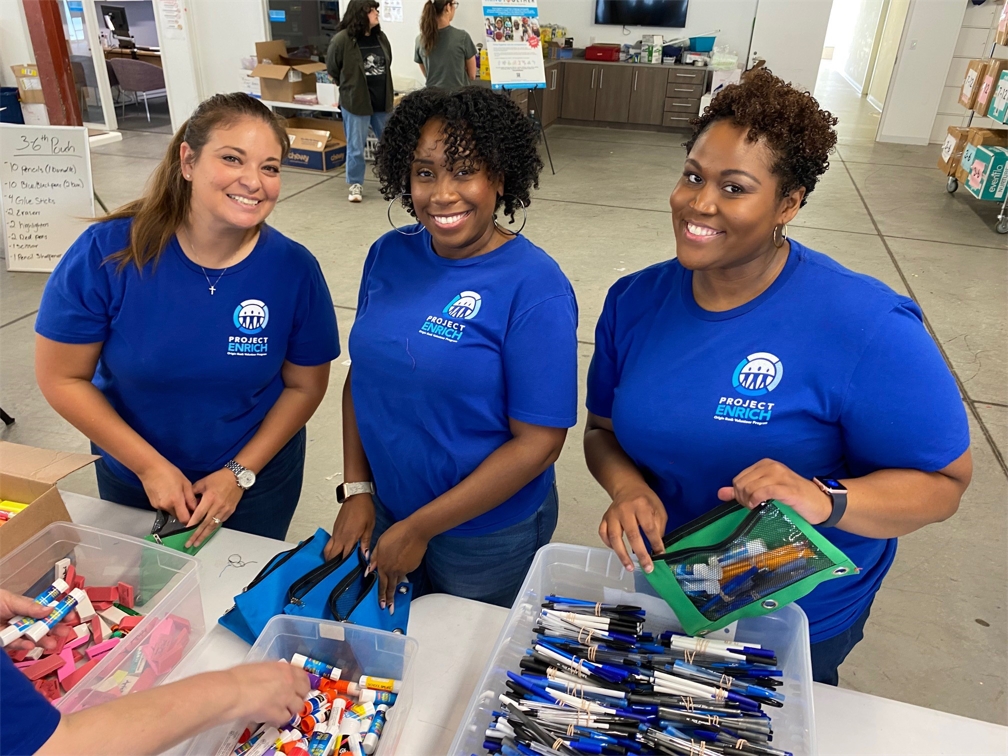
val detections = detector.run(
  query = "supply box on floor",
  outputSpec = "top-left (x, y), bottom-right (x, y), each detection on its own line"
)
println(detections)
top-left (9, 65), bottom-right (48, 125)
top-left (0, 442), bottom-right (97, 556)
top-left (251, 41), bottom-right (326, 103)
top-left (183, 616), bottom-right (418, 756)
top-left (0, 522), bottom-right (205, 711)
top-left (448, 543), bottom-right (817, 756)
top-left (283, 117), bottom-right (347, 172)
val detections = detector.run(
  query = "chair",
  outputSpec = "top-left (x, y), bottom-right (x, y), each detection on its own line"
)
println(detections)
top-left (107, 58), bottom-right (166, 122)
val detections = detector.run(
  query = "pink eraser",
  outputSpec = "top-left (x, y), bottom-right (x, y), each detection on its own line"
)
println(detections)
top-left (56, 649), bottom-right (76, 683)
top-left (130, 666), bottom-right (159, 694)
top-left (86, 638), bottom-right (120, 660)
top-left (61, 659), bottom-right (98, 691)
top-left (89, 616), bottom-right (101, 640)
top-left (92, 601), bottom-right (113, 612)
top-left (85, 587), bottom-right (118, 603)
top-left (72, 575), bottom-right (85, 591)
top-left (65, 632), bottom-right (90, 651)
top-left (117, 583), bottom-right (135, 609)
top-left (13, 660), bottom-right (35, 669)
top-left (23, 654), bottom-right (65, 681)
top-left (118, 615), bottom-right (142, 631)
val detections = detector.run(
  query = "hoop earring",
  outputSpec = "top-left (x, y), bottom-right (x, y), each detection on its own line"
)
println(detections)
top-left (387, 195), bottom-right (424, 236)
top-left (772, 222), bottom-right (789, 248)
top-left (493, 195), bottom-right (528, 236)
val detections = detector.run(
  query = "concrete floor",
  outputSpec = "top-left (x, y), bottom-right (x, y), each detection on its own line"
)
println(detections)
top-left (1, 65), bottom-right (1005, 723)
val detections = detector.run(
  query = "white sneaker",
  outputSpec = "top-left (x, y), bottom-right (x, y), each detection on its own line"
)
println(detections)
top-left (348, 184), bottom-right (363, 203)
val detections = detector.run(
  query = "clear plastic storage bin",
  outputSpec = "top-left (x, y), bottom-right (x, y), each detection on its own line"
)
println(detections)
top-left (185, 616), bottom-right (419, 756)
top-left (0, 522), bottom-right (204, 712)
top-left (449, 543), bottom-right (817, 756)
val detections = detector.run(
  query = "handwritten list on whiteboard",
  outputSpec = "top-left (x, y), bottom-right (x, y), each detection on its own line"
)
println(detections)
top-left (1, 124), bottom-right (95, 272)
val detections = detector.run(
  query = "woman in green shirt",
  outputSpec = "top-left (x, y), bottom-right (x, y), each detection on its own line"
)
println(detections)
top-left (415, 0), bottom-right (477, 90)
top-left (326, 0), bottom-right (394, 203)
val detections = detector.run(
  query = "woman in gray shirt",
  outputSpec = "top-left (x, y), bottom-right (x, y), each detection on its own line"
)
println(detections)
top-left (415, 0), bottom-right (477, 90)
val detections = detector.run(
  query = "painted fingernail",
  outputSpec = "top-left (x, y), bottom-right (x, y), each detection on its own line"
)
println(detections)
top-left (379, 600), bottom-right (386, 609)
top-left (389, 603), bottom-right (395, 615)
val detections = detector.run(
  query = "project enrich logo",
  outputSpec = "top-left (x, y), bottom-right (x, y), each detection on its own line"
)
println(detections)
top-left (713, 352), bottom-right (783, 426)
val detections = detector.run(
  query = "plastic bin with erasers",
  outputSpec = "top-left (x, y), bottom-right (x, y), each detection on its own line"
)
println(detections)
top-left (182, 616), bottom-right (418, 755)
top-left (0, 522), bottom-right (204, 711)
top-left (449, 543), bottom-right (818, 756)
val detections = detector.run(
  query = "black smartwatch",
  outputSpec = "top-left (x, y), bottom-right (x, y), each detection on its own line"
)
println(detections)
top-left (813, 477), bottom-right (847, 528)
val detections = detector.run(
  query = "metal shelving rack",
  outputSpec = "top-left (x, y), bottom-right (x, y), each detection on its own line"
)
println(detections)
top-left (946, 40), bottom-right (1008, 234)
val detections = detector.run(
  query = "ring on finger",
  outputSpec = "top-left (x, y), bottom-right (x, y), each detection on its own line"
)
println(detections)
top-left (211, 516), bottom-right (222, 525)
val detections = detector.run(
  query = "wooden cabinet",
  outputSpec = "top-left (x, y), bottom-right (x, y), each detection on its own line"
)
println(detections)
top-left (594, 64), bottom-right (632, 123)
top-left (540, 62), bottom-right (564, 127)
top-left (628, 66), bottom-right (668, 125)
top-left (560, 63), bottom-right (597, 121)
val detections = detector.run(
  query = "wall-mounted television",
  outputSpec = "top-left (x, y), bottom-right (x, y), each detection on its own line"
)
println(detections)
top-left (595, 0), bottom-right (689, 28)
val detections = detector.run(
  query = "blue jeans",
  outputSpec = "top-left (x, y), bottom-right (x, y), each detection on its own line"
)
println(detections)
top-left (371, 481), bottom-right (559, 608)
top-left (342, 108), bottom-right (388, 185)
top-left (809, 597), bottom-right (874, 685)
top-left (93, 427), bottom-right (306, 541)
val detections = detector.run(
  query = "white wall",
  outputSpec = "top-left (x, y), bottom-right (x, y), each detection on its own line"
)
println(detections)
top-left (876, 0), bottom-right (965, 145)
top-left (842, 0), bottom-right (884, 92)
top-left (0, 0), bottom-right (34, 87)
top-left (824, 0), bottom-right (861, 70)
top-left (188, 0), bottom-right (268, 98)
top-left (748, 0), bottom-right (832, 92)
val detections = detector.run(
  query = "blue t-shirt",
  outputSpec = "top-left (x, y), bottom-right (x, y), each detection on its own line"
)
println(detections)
top-left (586, 240), bottom-right (969, 643)
top-left (1, 652), bottom-right (60, 754)
top-left (35, 218), bottom-right (340, 483)
top-left (349, 227), bottom-right (578, 535)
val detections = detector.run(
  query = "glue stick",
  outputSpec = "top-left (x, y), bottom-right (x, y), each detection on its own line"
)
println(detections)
top-left (357, 690), bottom-right (396, 706)
top-left (24, 587), bottom-right (85, 643)
top-left (361, 705), bottom-right (388, 755)
top-left (245, 727), bottom-right (280, 756)
top-left (357, 676), bottom-right (400, 694)
top-left (292, 654), bottom-right (342, 681)
top-left (0, 579), bottom-right (69, 647)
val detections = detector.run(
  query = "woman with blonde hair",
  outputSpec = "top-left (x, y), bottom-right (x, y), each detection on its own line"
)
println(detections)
top-left (415, 0), bottom-right (477, 90)
top-left (35, 93), bottom-right (340, 548)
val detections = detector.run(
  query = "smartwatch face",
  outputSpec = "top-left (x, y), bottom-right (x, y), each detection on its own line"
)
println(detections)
top-left (821, 478), bottom-right (845, 491)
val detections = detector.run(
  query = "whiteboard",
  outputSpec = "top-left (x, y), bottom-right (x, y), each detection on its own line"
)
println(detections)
top-left (1, 124), bottom-right (96, 272)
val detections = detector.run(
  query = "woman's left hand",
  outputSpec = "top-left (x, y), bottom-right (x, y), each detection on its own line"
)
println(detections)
top-left (186, 469), bottom-right (244, 548)
top-left (367, 520), bottom-right (428, 612)
top-left (718, 459), bottom-right (833, 525)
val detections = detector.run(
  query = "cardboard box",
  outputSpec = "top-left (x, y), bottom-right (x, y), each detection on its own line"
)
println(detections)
top-left (282, 117), bottom-right (346, 172)
top-left (239, 70), bottom-right (261, 98)
top-left (315, 82), bottom-right (338, 107)
top-left (251, 41), bottom-right (327, 103)
top-left (956, 128), bottom-right (1008, 183)
top-left (0, 442), bottom-right (97, 556)
top-left (975, 59), bottom-right (1008, 117)
top-left (938, 126), bottom-right (970, 176)
top-left (964, 145), bottom-right (1008, 201)
top-left (989, 70), bottom-right (1008, 124)
top-left (997, 2), bottom-right (1008, 46)
top-left (10, 64), bottom-right (44, 105)
top-left (959, 59), bottom-right (987, 110)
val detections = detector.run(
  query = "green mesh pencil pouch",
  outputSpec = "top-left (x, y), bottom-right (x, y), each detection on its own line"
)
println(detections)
top-left (643, 500), bottom-right (858, 636)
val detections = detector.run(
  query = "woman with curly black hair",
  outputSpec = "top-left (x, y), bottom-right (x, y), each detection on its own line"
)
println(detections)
top-left (324, 87), bottom-right (577, 609)
top-left (326, 0), bottom-right (392, 203)
top-left (584, 69), bottom-right (971, 684)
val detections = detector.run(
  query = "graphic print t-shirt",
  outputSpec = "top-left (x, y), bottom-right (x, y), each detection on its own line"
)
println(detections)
top-left (586, 240), bottom-right (969, 642)
top-left (358, 34), bottom-right (387, 111)
top-left (35, 218), bottom-right (340, 483)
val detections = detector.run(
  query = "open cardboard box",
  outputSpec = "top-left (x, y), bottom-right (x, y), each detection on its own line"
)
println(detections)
top-left (0, 442), bottom-right (97, 556)
top-left (251, 40), bottom-right (327, 103)
top-left (283, 117), bottom-right (347, 172)
top-left (10, 64), bottom-right (44, 105)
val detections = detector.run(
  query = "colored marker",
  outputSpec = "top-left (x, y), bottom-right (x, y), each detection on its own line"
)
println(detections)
top-left (292, 654), bottom-right (342, 681)
top-left (23, 587), bottom-right (85, 643)
top-left (0, 578), bottom-right (69, 646)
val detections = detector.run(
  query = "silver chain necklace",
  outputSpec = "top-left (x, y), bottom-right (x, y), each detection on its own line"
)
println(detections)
top-left (181, 229), bottom-right (229, 295)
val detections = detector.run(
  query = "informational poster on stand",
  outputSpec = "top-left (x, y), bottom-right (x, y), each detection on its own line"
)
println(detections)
top-left (1, 124), bottom-right (95, 272)
top-left (482, 0), bottom-right (546, 90)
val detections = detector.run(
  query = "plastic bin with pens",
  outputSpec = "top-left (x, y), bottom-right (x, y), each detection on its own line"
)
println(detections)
top-left (448, 543), bottom-right (817, 756)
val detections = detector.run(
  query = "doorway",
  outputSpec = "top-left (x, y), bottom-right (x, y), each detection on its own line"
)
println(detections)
top-left (96, 1), bottom-right (171, 133)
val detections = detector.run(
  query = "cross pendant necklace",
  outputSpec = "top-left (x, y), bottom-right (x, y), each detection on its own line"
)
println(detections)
top-left (182, 228), bottom-right (229, 295)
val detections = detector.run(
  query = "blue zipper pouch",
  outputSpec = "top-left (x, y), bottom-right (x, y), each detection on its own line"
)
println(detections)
top-left (326, 548), bottom-right (412, 634)
top-left (219, 527), bottom-right (329, 644)
top-left (283, 548), bottom-right (361, 620)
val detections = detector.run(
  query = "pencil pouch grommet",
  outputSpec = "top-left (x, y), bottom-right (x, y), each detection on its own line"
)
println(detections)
top-left (643, 500), bottom-right (858, 636)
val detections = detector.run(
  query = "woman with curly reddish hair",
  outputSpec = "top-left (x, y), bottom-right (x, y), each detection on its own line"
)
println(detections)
top-left (584, 69), bottom-right (971, 684)
top-left (324, 87), bottom-right (578, 609)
